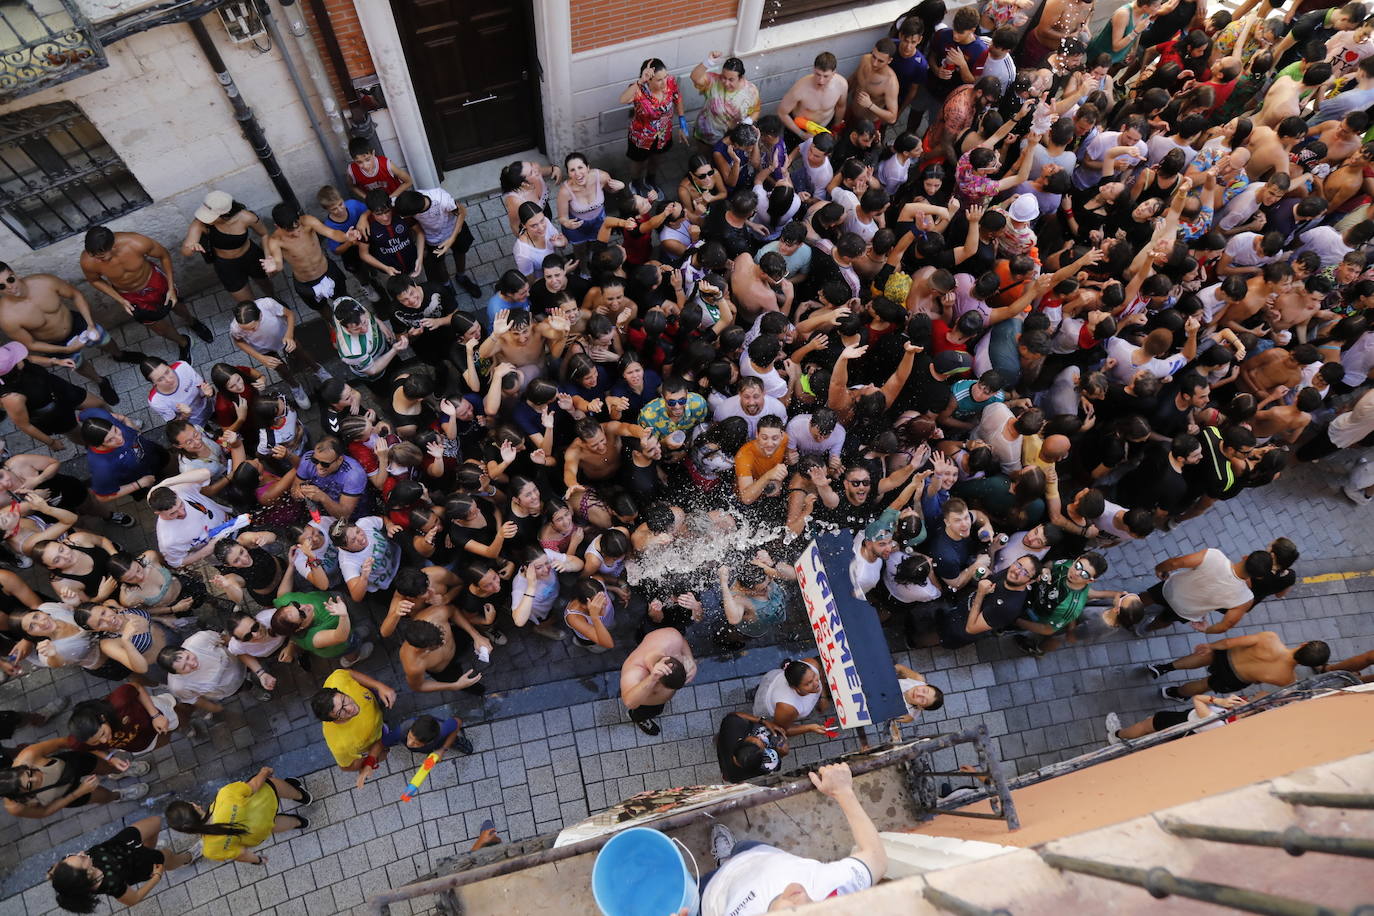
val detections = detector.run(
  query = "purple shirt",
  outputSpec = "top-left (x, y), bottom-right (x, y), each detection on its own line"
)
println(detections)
top-left (297, 452), bottom-right (371, 519)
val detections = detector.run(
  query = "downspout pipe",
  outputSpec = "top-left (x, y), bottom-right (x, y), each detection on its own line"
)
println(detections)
top-left (301, 0), bottom-right (379, 149)
top-left (255, 0), bottom-right (350, 189)
top-left (188, 17), bottom-right (300, 210)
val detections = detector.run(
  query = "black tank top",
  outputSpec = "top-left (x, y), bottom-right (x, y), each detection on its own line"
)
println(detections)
top-left (52, 543), bottom-right (110, 597)
top-left (206, 222), bottom-right (249, 250)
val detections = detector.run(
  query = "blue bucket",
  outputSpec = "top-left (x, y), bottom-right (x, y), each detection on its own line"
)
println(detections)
top-left (592, 826), bottom-right (700, 916)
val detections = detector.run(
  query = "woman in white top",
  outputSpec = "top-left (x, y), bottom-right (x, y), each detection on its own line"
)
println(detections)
top-left (894, 663), bottom-right (943, 723)
top-left (499, 160), bottom-right (561, 234)
top-left (875, 134), bottom-right (920, 195)
top-left (142, 357), bottom-right (213, 426)
top-left (751, 657), bottom-right (831, 737)
top-left (512, 201), bottom-right (568, 279)
top-left (1104, 319), bottom-right (1199, 386)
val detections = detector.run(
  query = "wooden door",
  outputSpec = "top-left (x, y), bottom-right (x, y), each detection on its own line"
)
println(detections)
top-left (390, 0), bottom-right (543, 171)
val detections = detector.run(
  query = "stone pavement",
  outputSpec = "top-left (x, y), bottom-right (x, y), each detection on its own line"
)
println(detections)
top-left (3, 189), bottom-right (1374, 916)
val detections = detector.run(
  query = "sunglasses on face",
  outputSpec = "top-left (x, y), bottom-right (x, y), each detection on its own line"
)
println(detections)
top-left (1072, 560), bottom-right (1097, 581)
top-left (693, 170), bottom-right (713, 179)
top-left (846, 478), bottom-right (871, 486)
top-left (665, 397), bottom-right (688, 406)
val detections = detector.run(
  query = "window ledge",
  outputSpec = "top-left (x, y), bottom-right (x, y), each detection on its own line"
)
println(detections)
top-left (745, 0), bottom-right (915, 56)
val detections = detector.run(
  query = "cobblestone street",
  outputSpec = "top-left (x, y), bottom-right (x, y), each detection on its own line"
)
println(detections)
top-left (2, 191), bottom-right (1373, 916)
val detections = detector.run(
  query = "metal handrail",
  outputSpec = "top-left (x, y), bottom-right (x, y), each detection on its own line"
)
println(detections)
top-left (923, 885), bottom-right (1014, 916)
top-left (1161, 821), bottom-right (1374, 859)
top-left (367, 726), bottom-right (1014, 914)
top-left (1040, 853), bottom-right (1352, 916)
top-left (1276, 791), bottom-right (1374, 810)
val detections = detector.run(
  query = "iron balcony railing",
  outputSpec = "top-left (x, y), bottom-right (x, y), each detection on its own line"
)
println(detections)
top-left (0, 0), bottom-right (107, 103)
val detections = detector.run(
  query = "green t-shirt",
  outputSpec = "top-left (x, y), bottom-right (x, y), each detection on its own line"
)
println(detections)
top-left (275, 591), bottom-right (347, 658)
top-left (1026, 560), bottom-right (1089, 631)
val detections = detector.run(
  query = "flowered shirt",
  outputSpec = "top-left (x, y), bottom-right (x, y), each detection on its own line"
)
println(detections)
top-left (629, 75), bottom-right (681, 150)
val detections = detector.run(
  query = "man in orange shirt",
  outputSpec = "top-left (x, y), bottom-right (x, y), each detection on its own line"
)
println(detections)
top-left (736, 414), bottom-right (790, 508)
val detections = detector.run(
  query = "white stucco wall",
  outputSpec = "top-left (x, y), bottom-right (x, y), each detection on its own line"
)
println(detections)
top-left (0, 13), bottom-right (386, 314)
top-left (562, 0), bottom-right (949, 172)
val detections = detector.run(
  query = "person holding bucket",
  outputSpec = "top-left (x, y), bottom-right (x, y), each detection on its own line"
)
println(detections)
top-left (700, 762), bottom-right (887, 914)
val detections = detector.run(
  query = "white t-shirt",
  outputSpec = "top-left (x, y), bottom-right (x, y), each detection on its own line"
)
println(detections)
top-left (1341, 331), bottom-right (1374, 387)
top-left (1105, 337), bottom-right (1187, 384)
top-left (876, 153), bottom-right (913, 195)
top-left (338, 516), bottom-right (401, 592)
top-left (155, 484), bottom-right (232, 568)
top-left (168, 630), bottom-right (246, 703)
top-left (147, 361), bottom-right (213, 425)
top-left (898, 675), bottom-right (928, 719)
top-left (785, 414), bottom-right (845, 459)
top-left (229, 297), bottom-right (289, 353)
top-left (514, 236), bottom-right (559, 277)
top-left (752, 663), bottom-right (821, 720)
top-left (830, 186), bottom-right (859, 222)
top-left (794, 138), bottom-right (833, 199)
top-left (1161, 547), bottom-right (1253, 620)
top-left (511, 548), bottom-right (569, 624)
top-left (973, 401), bottom-right (1021, 473)
top-left (739, 353), bottom-right (789, 400)
top-left (993, 530), bottom-right (1050, 572)
top-left (849, 532), bottom-right (884, 599)
top-left (715, 393), bottom-right (788, 435)
top-left (701, 846), bottom-right (872, 916)
top-left (884, 552), bottom-right (942, 603)
top-left (412, 187), bottom-right (459, 244)
top-left (227, 608), bottom-right (285, 658)
top-left (1295, 225), bottom-right (1353, 267)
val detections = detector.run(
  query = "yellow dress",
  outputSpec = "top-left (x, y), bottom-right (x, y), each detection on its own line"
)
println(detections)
top-left (321, 669), bottom-right (382, 767)
top-left (202, 781), bottom-right (278, 861)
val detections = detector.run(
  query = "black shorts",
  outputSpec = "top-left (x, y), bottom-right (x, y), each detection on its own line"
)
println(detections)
top-left (213, 243), bottom-right (268, 293)
top-left (1151, 709), bottom-right (1191, 730)
top-left (1145, 582), bottom-right (1188, 625)
top-left (26, 378), bottom-right (89, 435)
top-left (1205, 649), bottom-right (1253, 693)
top-left (629, 702), bottom-right (666, 722)
top-left (423, 224), bottom-right (475, 283)
top-left (292, 259), bottom-right (347, 311)
top-left (626, 135), bottom-right (673, 162)
top-left (39, 472), bottom-right (90, 510)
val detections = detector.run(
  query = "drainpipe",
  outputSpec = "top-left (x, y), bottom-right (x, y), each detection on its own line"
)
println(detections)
top-left (302, 0), bottom-right (377, 148)
top-left (188, 17), bottom-right (300, 209)
top-left (260, 0), bottom-right (351, 189)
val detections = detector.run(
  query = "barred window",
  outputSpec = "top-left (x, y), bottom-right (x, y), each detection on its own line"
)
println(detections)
top-left (0, 101), bottom-right (150, 249)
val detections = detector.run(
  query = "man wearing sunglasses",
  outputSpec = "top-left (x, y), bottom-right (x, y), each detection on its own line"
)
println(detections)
top-left (638, 376), bottom-right (709, 462)
top-left (1014, 551), bottom-right (1119, 656)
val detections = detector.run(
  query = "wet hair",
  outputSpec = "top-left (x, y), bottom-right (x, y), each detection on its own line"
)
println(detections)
top-left (67, 699), bottom-right (118, 742)
top-left (78, 415), bottom-right (115, 448)
top-left (82, 225), bottom-right (115, 254)
top-left (398, 617), bottom-right (444, 649)
top-left (166, 799), bottom-right (248, 837)
top-left (409, 714), bottom-right (442, 745)
top-left (49, 860), bottom-right (100, 913)
top-left (782, 658), bottom-right (814, 688)
top-left (1295, 641), bottom-right (1331, 668)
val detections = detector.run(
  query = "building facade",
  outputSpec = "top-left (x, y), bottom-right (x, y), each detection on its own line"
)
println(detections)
top-left (1, 0), bottom-right (918, 293)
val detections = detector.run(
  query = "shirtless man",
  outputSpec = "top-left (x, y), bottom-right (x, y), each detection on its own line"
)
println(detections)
top-left (847, 39), bottom-right (901, 127)
top-left (0, 263), bottom-right (127, 404)
top-left (379, 565), bottom-right (465, 639)
top-left (827, 342), bottom-right (921, 425)
top-left (904, 267), bottom-right (958, 316)
top-left (1256, 64), bottom-right (1332, 130)
top-left (1251, 386), bottom-right (1321, 444)
top-left (731, 251), bottom-right (794, 319)
top-left (564, 416), bottom-right (652, 499)
top-left (1237, 344), bottom-right (1318, 397)
top-left (1320, 143), bottom-right (1374, 214)
top-left (779, 52), bottom-right (849, 145)
top-left (1219, 264), bottom-right (1292, 337)
top-left (1311, 113), bottom-right (1367, 168)
top-left (1245, 118), bottom-right (1309, 181)
top-left (619, 626), bottom-right (697, 736)
top-left (1025, 0), bottom-right (1094, 65)
top-left (79, 226), bottom-right (208, 360)
top-left (1152, 631), bottom-right (1330, 698)
top-left (477, 309), bottom-right (570, 389)
top-left (396, 603), bottom-right (488, 695)
top-left (261, 202), bottom-right (360, 316)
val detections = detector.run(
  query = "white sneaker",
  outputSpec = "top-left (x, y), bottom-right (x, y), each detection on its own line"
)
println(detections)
top-left (115, 782), bottom-right (149, 802)
top-left (710, 823), bottom-right (737, 865)
top-left (340, 641), bottom-right (374, 667)
top-left (312, 366), bottom-right (332, 383)
top-left (290, 385), bottom-right (311, 410)
top-left (1105, 712), bottom-right (1123, 745)
top-left (1343, 485), bottom-right (1372, 505)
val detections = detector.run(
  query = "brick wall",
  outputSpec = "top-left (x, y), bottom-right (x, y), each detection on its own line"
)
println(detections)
top-left (303, 0), bottom-right (377, 100)
top-left (570, 0), bottom-right (735, 53)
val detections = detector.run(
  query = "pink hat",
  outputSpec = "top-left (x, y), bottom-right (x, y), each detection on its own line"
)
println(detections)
top-left (0, 341), bottom-right (27, 376)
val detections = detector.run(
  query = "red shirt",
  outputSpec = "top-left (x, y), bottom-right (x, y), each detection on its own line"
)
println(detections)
top-left (931, 320), bottom-right (968, 354)
top-left (348, 154), bottom-right (405, 196)
top-left (68, 685), bottom-right (157, 755)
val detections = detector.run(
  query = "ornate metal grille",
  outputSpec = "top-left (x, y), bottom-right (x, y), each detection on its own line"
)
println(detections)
top-left (0, 0), bottom-right (107, 102)
top-left (0, 101), bottom-right (150, 248)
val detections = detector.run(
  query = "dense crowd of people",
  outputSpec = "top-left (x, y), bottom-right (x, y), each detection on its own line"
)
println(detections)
top-left (4, 0), bottom-right (1374, 910)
